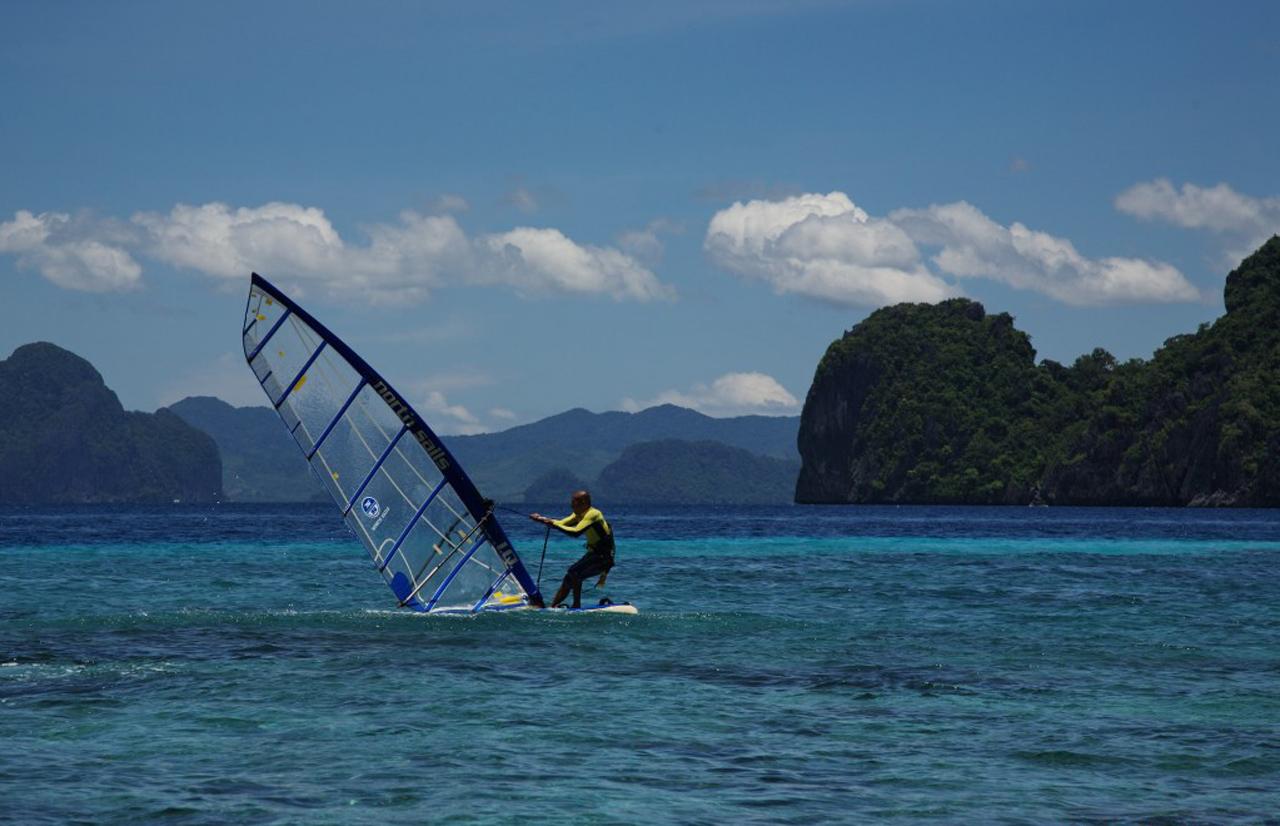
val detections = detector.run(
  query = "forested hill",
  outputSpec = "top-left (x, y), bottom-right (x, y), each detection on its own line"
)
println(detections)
top-left (797, 236), bottom-right (1280, 507)
top-left (450, 404), bottom-right (799, 502)
top-left (0, 343), bottom-right (221, 504)
top-left (167, 396), bottom-right (319, 502)
top-left (594, 439), bottom-right (799, 504)
top-left (164, 395), bottom-right (799, 504)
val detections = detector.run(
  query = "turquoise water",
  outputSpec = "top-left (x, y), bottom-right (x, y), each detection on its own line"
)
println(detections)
top-left (2, 504), bottom-right (1279, 823)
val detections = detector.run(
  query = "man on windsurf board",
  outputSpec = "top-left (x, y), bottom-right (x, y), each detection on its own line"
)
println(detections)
top-left (530, 490), bottom-right (615, 609)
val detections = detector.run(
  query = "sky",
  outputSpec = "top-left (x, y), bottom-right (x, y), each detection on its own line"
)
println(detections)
top-left (2, 0), bottom-right (1279, 434)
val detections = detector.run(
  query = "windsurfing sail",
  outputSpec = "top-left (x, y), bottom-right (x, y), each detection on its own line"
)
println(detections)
top-left (240, 272), bottom-right (541, 613)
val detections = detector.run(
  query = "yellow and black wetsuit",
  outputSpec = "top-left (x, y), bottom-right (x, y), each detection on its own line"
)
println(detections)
top-left (552, 506), bottom-right (615, 586)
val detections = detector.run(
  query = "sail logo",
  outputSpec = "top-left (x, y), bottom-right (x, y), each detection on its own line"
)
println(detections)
top-left (361, 496), bottom-right (380, 518)
top-left (492, 539), bottom-right (519, 569)
top-left (372, 379), bottom-right (451, 471)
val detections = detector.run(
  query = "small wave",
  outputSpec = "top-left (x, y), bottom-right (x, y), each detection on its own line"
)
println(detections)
top-left (1014, 749), bottom-right (1135, 769)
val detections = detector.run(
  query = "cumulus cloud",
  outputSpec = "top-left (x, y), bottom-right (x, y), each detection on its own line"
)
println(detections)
top-left (0, 210), bottom-right (141, 292)
top-left (418, 389), bottom-right (486, 436)
top-left (705, 192), bottom-right (960, 307)
top-left (484, 227), bottom-right (674, 301)
top-left (1115, 179), bottom-right (1280, 265)
top-left (0, 200), bottom-right (673, 304)
top-left (892, 201), bottom-right (1201, 305)
top-left (134, 202), bottom-right (349, 280)
top-left (706, 191), bottom-right (1199, 307)
top-left (617, 218), bottom-right (682, 264)
top-left (621, 371), bottom-right (799, 417)
top-left (1115, 179), bottom-right (1280, 235)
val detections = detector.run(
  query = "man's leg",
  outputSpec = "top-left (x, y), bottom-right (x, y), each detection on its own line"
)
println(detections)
top-left (550, 579), bottom-right (572, 608)
top-left (556, 553), bottom-right (599, 608)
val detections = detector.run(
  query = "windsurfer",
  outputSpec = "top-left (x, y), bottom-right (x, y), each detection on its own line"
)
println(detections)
top-left (531, 489), bottom-right (615, 609)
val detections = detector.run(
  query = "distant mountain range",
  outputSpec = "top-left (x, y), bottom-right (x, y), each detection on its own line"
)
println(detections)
top-left (0, 349), bottom-right (800, 505)
top-left (163, 396), bottom-right (800, 505)
top-left (449, 404), bottom-right (799, 502)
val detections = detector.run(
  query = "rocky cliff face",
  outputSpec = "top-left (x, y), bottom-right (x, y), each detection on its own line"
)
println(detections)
top-left (1044, 236), bottom-right (1280, 506)
top-left (796, 236), bottom-right (1280, 506)
top-left (0, 343), bottom-right (222, 503)
top-left (796, 299), bottom-right (1047, 504)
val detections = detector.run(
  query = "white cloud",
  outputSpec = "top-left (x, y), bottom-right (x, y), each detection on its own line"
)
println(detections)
top-left (1115, 179), bottom-right (1280, 235)
top-left (705, 191), bottom-right (1200, 307)
top-left (892, 201), bottom-right (1201, 305)
top-left (622, 371), bottom-right (799, 417)
top-left (0, 201), bottom-right (670, 304)
top-left (1115, 179), bottom-right (1280, 266)
top-left (705, 192), bottom-right (960, 307)
top-left (484, 227), bottom-right (674, 301)
top-left (489, 407), bottom-right (517, 421)
top-left (617, 218), bottom-right (682, 264)
top-left (134, 202), bottom-right (348, 280)
top-left (0, 210), bottom-right (141, 292)
top-left (418, 389), bottom-right (486, 436)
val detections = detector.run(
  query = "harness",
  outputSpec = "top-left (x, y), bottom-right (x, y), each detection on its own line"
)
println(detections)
top-left (589, 524), bottom-right (616, 565)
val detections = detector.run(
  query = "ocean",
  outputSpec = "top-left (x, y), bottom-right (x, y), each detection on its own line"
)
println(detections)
top-left (2, 503), bottom-right (1278, 823)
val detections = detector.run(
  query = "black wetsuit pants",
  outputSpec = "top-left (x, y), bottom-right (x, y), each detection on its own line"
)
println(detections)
top-left (564, 550), bottom-right (613, 586)
top-left (560, 548), bottom-right (614, 604)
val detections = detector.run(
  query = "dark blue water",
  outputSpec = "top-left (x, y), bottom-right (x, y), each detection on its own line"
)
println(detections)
top-left (2, 504), bottom-right (1278, 822)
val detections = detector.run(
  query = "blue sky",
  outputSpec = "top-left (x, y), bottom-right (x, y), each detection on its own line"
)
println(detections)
top-left (2, 0), bottom-right (1278, 434)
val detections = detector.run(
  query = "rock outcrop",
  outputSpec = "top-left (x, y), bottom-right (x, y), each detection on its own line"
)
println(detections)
top-left (797, 236), bottom-right (1280, 506)
top-left (0, 343), bottom-right (222, 503)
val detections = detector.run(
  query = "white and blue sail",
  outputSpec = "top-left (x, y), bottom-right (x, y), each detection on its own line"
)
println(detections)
top-left (241, 272), bottom-right (541, 613)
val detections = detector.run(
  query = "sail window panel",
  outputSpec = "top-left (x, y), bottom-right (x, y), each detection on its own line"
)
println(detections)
top-left (431, 543), bottom-right (512, 610)
top-left (343, 509), bottom-right (385, 565)
top-left (388, 431), bottom-right (454, 496)
top-left (248, 353), bottom-right (273, 384)
top-left (261, 372), bottom-right (285, 403)
top-left (279, 404), bottom-right (303, 437)
top-left (392, 494), bottom-right (480, 583)
top-left (344, 465), bottom-right (438, 561)
top-left (379, 447), bottom-right (446, 505)
top-left (385, 521), bottom-right (455, 602)
top-left (420, 486), bottom-right (478, 547)
top-left (313, 416), bottom-right (403, 507)
top-left (280, 355), bottom-right (361, 452)
top-left (242, 289), bottom-right (288, 357)
top-left (260, 317), bottom-right (324, 403)
top-left (341, 384), bottom-right (412, 460)
top-left (242, 287), bottom-right (266, 333)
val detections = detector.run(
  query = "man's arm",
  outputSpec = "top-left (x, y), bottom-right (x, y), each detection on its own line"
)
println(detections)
top-left (530, 511), bottom-right (589, 535)
top-left (551, 511), bottom-right (593, 535)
